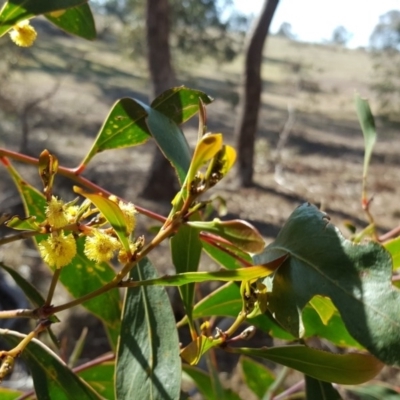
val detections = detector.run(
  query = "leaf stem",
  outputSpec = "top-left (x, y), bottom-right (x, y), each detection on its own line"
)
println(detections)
top-left (0, 148), bottom-right (166, 223)
top-left (45, 267), bottom-right (62, 306)
top-left (49, 219), bottom-right (176, 315)
top-left (0, 309), bottom-right (36, 319)
top-left (0, 230), bottom-right (42, 246)
top-left (263, 366), bottom-right (290, 400)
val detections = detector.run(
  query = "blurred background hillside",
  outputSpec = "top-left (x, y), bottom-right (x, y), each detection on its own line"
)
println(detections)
top-left (1, 1), bottom-right (400, 396)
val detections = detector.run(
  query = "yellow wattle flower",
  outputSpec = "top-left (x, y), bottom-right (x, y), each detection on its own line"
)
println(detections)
top-left (46, 196), bottom-right (69, 229)
top-left (9, 20), bottom-right (37, 47)
top-left (84, 230), bottom-right (121, 263)
top-left (39, 233), bottom-right (77, 269)
top-left (118, 201), bottom-right (137, 234)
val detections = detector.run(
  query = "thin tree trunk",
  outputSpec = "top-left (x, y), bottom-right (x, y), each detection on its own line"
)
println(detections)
top-left (141, 0), bottom-right (177, 200)
top-left (235, 0), bottom-right (280, 187)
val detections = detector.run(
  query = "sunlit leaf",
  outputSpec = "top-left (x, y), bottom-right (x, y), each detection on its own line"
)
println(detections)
top-left (116, 257), bottom-right (181, 400)
top-left (80, 98), bottom-right (150, 167)
top-left (228, 345), bottom-right (383, 384)
top-left (255, 203), bottom-right (400, 366)
top-left (131, 260), bottom-right (286, 288)
top-left (384, 236), bottom-right (400, 270)
top-left (180, 335), bottom-right (214, 365)
top-left (0, 387), bottom-right (23, 399)
top-left (302, 305), bottom-right (362, 349)
top-left (150, 87), bottom-right (213, 124)
top-left (5, 215), bottom-right (40, 231)
top-left (240, 356), bottom-right (275, 399)
top-left (187, 134), bottom-right (223, 184)
top-left (205, 145), bottom-right (236, 184)
top-left (74, 187), bottom-right (130, 252)
top-left (78, 362), bottom-right (115, 400)
top-left (305, 375), bottom-right (342, 400)
top-left (355, 94), bottom-right (377, 186)
top-left (188, 219), bottom-right (265, 254)
top-left (0, 0), bottom-right (87, 36)
top-left (45, 3), bottom-right (96, 40)
top-left (309, 295), bottom-right (336, 325)
top-left (0, 329), bottom-right (102, 399)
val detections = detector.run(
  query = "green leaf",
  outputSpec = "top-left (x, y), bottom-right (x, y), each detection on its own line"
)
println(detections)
top-left (240, 356), bottom-right (275, 399)
top-left (178, 282), bottom-right (294, 340)
top-left (74, 187), bottom-right (130, 252)
top-left (0, 329), bottom-right (103, 399)
top-left (0, 262), bottom-right (45, 307)
top-left (45, 4), bottom-right (96, 40)
top-left (80, 98), bottom-right (191, 185)
top-left (355, 94), bottom-right (377, 182)
top-left (116, 257), bottom-right (181, 400)
top-left (305, 375), bottom-right (342, 400)
top-left (188, 219), bottom-right (265, 254)
top-left (254, 203), bottom-right (400, 366)
top-left (182, 365), bottom-right (241, 400)
top-left (0, 0), bottom-right (87, 36)
top-left (5, 215), bottom-right (40, 231)
top-left (78, 362), bottom-right (115, 400)
top-left (150, 87), bottom-right (213, 124)
top-left (142, 101), bottom-right (191, 185)
top-left (302, 305), bottom-right (362, 349)
top-left (80, 98), bottom-right (150, 167)
top-left (0, 388), bottom-right (23, 399)
top-left (309, 295), bottom-right (336, 325)
top-left (228, 345), bottom-right (383, 384)
top-left (60, 237), bottom-right (122, 349)
top-left (4, 161), bottom-right (121, 349)
top-left (171, 224), bottom-right (202, 326)
top-left (129, 263), bottom-right (284, 288)
top-left (347, 382), bottom-right (400, 399)
top-left (202, 241), bottom-right (253, 270)
top-left (384, 237), bottom-right (400, 270)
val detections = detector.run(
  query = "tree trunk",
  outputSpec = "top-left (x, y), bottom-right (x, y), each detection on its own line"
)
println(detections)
top-left (235, 0), bottom-right (280, 187)
top-left (141, 0), bottom-right (178, 201)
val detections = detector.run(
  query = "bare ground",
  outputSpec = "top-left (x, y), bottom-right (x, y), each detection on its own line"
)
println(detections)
top-left (1, 25), bottom-right (400, 397)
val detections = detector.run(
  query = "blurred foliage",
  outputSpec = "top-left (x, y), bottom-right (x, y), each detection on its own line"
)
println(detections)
top-left (96, 0), bottom-right (249, 63)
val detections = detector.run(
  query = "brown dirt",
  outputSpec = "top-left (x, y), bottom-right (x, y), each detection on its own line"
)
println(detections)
top-left (1, 22), bottom-right (400, 398)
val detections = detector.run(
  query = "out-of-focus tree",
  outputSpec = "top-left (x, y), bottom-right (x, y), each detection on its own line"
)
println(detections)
top-left (276, 22), bottom-right (296, 40)
top-left (331, 25), bottom-right (352, 46)
top-left (107, 0), bottom-right (248, 200)
top-left (235, 0), bottom-right (280, 187)
top-left (369, 10), bottom-right (400, 119)
top-left (104, 0), bottom-right (248, 63)
top-left (141, 0), bottom-right (177, 200)
top-left (370, 10), bottom-right (400, 50)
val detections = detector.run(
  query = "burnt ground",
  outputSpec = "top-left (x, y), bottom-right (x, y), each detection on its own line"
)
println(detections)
top-left (0, 23), bottom-right (400, 398)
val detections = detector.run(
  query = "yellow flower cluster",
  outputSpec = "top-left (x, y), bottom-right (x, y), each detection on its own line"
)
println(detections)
top-left (118, 201), bottom-right (137, 235)
top-left (39, 233), bottom-right (76, 269)
top-left (46, 196), bottom-right (69, 228)
top-left (84, 230), bottom-right (121, 263)
top-left (39, 194), bottom-right (139, 268)
top-left (9, 20), bottom-right (37, 47)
